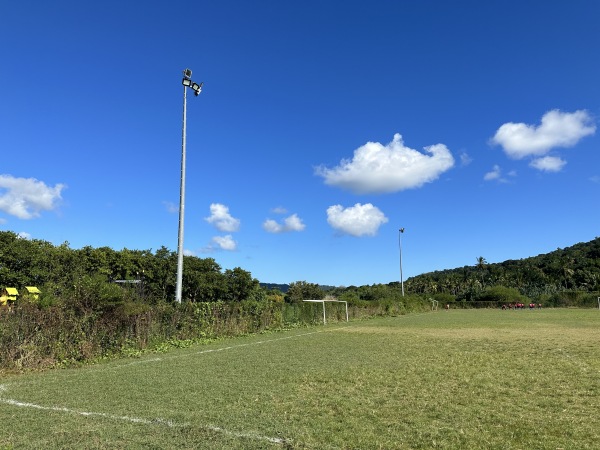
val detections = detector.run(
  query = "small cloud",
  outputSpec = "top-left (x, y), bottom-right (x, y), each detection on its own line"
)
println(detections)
top-left (0, 174), bottom-right (65, 219)
top-left (484, 165), bottom-right (502, 181)
top-left (529, 156), bottom-right (566, 172)
top-left (205, 203), bottom-right (240, 232)
top-left (163, 201), bottom-right (178, 214)
top-left (460, 152), bottom-right (472, 166)
top-left (326, 203), bottom-right (388, 237)
top-left (315, 133), bottom-right (454, 194)
top-left (183, 248), bottom-right (196, 256)
top-left (483, 165), bottom-right (515, 183)
top-left (17, 231), bottom-right (31, 240)
top-left (201, 235), bottom-right (238, 253)
top-left (211, 235), bottom-right (237, 251)
top-left (491, 109), bottom-right (595, 159)
top-left (271, 206), bottom-right (287, 214)
top-left (263, 213), bottom-right (306, 233)
top-left (590, 175), bottom-right (600, 184)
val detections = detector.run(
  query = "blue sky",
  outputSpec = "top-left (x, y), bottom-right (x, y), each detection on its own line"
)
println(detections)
top-left (1, 1), bottom-right (599, 287)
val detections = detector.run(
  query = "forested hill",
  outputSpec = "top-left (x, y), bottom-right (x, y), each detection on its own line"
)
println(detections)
top-left (402, 237), bottom-right (600, 298)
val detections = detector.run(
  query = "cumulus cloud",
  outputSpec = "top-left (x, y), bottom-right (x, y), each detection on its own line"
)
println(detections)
top-left (326, 203), bottom-right (388, 237)
top-left (205, 203), bottom-right (240, 232)
top-left (263, 213), bottom-right (306, 233)
top-left (0, 174), bottom-right (65, 219)
top-left (315, 133), bottom-right (455, 194)
top-left (211, 235), bottom-right (237, 251)
top-left (491, 109), bottom-right (596, 159)
top-left (529, 156), bottom-right (566, 172)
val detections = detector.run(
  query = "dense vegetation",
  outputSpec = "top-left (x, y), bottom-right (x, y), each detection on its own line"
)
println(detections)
top-left (0, 231), bottom-right (428, 371)
top-left (1, 231), bottom-right (598, 371)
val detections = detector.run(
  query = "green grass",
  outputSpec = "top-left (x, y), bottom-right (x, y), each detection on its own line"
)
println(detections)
top-left (1, 308), bottom-right (599, 449)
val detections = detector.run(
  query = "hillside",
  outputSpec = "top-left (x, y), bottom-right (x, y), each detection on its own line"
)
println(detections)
top-left (402, 237), bottom-right (600, 298)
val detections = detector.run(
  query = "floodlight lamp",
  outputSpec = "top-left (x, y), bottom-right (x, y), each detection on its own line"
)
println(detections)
top-left (182, 78), bottom-right (192, 87)
top-left (191, 82), bottom-right (200, 91)
top-left (183, 68), bottom-right (192, 79)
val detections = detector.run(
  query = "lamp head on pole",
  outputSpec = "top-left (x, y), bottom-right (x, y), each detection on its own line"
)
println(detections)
top-left (400, 228), bottom-right (405, 233)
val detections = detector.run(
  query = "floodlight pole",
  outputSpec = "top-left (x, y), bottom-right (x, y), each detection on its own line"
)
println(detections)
top-left (399, 228), bottom-right (405, 297)
top-left (176, 69), bottom-right (202, 303)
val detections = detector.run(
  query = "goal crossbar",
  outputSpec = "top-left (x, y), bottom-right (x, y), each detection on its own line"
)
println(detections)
top-left (303, 299), bottom-right (348, 324)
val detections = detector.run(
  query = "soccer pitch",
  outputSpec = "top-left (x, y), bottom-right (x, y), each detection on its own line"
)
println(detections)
top-left (1, 309), bottom-right (599, 449)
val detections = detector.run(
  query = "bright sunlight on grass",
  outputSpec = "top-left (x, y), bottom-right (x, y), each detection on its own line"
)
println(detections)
top-left (1, 309), bottom-right (599, 449)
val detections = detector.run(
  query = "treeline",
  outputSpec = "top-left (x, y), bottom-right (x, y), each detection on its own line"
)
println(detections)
top-left (0, 231), bottom-right (269, 304)
top-left (0, 231), bottom-right (430, 371)
top-left (390, 237), bottom-right (600, 307)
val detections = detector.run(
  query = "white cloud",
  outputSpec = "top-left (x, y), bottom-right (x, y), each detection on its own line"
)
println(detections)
top-left (315, 133), bottom-right (455, 194)
top-left (484, 165), bottom-right (502, 181)
top-left (17, 231), bottom-right (32, 240)
top-left (271, 206), bottom-right (287, 214)
top-left (211, 235), bottom-right (237, 251)
top-left (483, 165), bottom-right (517, 183)
top-left (491, 109), bottom-right (596, 159)
top-left (529, 156), bottom-right (566, 172)
top-left (205, 203), bottom-right (240, 232)
top-left (263, 213), bottom-right (306, 233)
top-left (0, 174), bottom-right (65, 219)
top-left (326, 203), bottom-right (388, 237)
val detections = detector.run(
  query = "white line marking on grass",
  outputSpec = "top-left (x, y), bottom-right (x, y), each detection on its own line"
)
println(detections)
top-left (113, 326), bottom-right (350, 368)
top-left (0, 385), bottom-right (288, 445)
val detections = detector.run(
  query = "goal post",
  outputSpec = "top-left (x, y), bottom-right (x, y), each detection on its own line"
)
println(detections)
top-left (303, 299), bottom-right (348, 324)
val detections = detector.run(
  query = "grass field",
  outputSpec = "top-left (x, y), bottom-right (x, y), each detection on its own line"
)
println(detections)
top-left (1, 308), bottom-right (599, 449)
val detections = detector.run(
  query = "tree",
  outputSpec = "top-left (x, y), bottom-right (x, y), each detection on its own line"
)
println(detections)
top-left (476, 256), bottom-right (487, 287)
top-left (224, 267), bottom-right (259, 302)
top-left (285, 281), bottom-right (324, 303)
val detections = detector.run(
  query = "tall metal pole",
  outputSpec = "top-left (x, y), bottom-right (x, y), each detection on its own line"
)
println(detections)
top-left (175, 82), bottom-right (188, 303)
top-left (399, 228), bottom-right (405, 297)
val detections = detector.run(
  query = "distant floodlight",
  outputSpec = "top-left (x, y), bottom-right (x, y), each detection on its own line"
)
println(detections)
top-left (182, 78), bottom-right (192, 87)
top-left (183, 68), bottom-right (192, 79)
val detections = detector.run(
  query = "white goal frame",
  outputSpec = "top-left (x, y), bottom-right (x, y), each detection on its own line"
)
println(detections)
top-left (303, 299), bottom-right (348, 324)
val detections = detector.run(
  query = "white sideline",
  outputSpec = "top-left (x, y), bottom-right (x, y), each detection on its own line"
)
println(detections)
top-left (0, 385), bottom-right (286, 445)
top-left (115, 325), bottom-right (351, 368)
top-left (0, 315), bottom-right (427, 446)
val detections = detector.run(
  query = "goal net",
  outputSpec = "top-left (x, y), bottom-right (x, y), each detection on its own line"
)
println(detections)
top-left (303, 299), bottom-right (348, 324)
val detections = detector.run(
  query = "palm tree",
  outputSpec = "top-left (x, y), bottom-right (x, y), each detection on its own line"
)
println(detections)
top-left (476, 256), bottom-right (487, 287)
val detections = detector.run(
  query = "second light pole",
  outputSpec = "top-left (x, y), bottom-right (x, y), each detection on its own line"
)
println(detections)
top-left (176, 68), bottom-right (203, 303)
top-left (399, 228), bottom-right (405, 297)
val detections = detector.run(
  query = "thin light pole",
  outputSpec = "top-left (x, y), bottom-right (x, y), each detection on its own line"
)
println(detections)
top-left (175, 79), bottom-right (188, 303)
top-left (399, 227), bottom-right (405, 297)
top-left (176, 69), bottom-right (202, 303)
